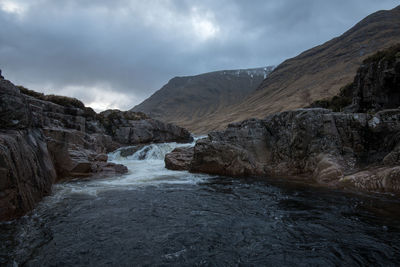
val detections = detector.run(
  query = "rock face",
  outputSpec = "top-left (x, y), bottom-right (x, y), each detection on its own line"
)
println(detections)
top-left (166, 45), bottom-right (400, 193)
top-left (164, 147), bottom-right (194, 171)
top-left (0, 129), bottom-right (56, 220)
top-left (350, 44), bottom-right (400, 112)
top-left (0, 76), bottom-right (193, 221)
top-left (99, 110), bottom-right (193, 145)
top-left (184, 108), bottom-right (400, 192)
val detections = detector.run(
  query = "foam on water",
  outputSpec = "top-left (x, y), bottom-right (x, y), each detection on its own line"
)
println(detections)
top-left (53, 137), bottom-right (210, 197)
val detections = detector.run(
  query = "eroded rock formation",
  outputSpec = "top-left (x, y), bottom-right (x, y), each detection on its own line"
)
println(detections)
top-left (0, 75), bottom-right (193, 220)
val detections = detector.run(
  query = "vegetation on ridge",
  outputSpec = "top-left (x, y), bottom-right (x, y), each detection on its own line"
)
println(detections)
top-left (362, 43), bottom-right (400, 64)
top-left (18, 85), bottom-right (86, 109)
top-left (307, 82), bottom-right (353, 112)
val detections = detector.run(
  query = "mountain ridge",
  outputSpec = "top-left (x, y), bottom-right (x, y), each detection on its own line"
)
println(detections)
top-left (133, 5), bottom-right (400, 133)
top-left (131, 66), bottom-right (274, 129)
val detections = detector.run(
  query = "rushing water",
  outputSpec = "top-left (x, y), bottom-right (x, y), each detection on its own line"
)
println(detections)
top-left (1, 141), bottom-right (400, 266)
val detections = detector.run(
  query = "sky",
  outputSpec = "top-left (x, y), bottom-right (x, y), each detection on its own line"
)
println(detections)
top-left (0, 0), bottom-right (399, 111)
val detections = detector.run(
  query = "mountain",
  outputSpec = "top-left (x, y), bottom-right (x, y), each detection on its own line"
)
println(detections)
top-left (134, 5), bottom-right (400, 134)
top-left (191, 5), bottom-right (400, 133)
top-left (131, 67), bottom-right (274, 132)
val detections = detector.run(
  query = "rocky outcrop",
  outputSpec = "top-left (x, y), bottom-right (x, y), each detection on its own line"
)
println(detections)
top-left (99, 110), bottom-right (193, 145)
top-left (0, 129), bottom-right (56, 220)
top-left (0, 75), bottom-right (193, 221)
top-left (164, 147), bottom-right (194, 171)
top-left (0, 78), bottom-right (56, 220)
top-left (180, 108), bottom-right (400, 192)
top-left (350, 44), bottom-right (400, 112)
top-left (166, 45), bottom-right (400, 193)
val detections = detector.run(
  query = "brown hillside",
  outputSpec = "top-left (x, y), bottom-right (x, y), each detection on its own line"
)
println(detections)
top-left (131, 67), bottom-right (273, 130)
top-left (193, 5), bottom-right (400, 133)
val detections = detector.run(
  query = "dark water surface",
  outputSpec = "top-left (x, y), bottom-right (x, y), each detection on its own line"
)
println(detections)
top-left (1, 176), bottom-right (400, 266)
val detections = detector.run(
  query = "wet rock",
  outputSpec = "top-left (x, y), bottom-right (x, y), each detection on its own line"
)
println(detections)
top-left (165, 147), bottom-right (194, 171)
top-left (90, 162), bottom-right (128, 178)
top-left (95, 153), bottom-right (108, 162)
top-left (191, 137), bottom-right (264, 176)
top-left (188, 108), bottom-right (400, 193)
top-left (118, 145), bottom-right (145, 157)
top-left (0, 129), bottom-right (56, 221)
top-left (340, 166), bottom-right (400, 192)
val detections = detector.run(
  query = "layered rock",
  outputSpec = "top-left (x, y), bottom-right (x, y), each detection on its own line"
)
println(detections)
top-left (99, 110), bottom-right (193, 145)
top-left (0, 129), bottom-right (56, 220)
top-left (0, 78), bottom-right (55, 220)
top-left (0, 75), bottom-right (193, 220)
top-left (170, 108), bottom-right (400, 193)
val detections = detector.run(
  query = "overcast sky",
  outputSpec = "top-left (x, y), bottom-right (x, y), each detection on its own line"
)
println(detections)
top-left (0, 0), bottom-right (398, 111)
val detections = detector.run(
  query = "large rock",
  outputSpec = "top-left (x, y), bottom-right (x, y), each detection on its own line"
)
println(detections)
top-left (188, 108), bottom-right (400, 192)
top-left (44, 128), bottom-right (127, 179)
top-left (0, 129), bottom-right (56, 221)
top-left (165, 147), bottom-right (194, 171)
top-left (0, 79), bottom-right (31, 129)
top-left (99, 110), bottom-right (193, 145)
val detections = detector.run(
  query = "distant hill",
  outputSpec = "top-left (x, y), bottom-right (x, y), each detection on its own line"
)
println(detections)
top-left (131, 67), bottom-right (274, 131)
top-left (191, 5), bottom-right (400, 133)
top-left (133, 5), bottom-right (400, 133)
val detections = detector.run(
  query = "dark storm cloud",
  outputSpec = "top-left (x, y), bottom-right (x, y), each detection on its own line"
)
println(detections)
top-left (0, 0), bottom-right (398, 110)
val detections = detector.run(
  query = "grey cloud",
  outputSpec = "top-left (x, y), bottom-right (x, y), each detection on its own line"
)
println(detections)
top-left (0, 0), bottom-right (398, 111)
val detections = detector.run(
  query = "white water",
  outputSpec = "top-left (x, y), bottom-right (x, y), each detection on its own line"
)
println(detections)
top-left (51, 138), bottom-right (211, 198)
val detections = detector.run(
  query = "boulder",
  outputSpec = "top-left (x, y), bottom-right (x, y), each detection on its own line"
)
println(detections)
top-left (165, 147), bottom-right (194, 171)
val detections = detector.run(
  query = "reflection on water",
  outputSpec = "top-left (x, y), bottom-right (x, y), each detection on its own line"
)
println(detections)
top-left (1, 142), bottom-right (400, 266)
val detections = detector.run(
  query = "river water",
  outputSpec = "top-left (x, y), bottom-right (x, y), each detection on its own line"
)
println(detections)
top-left (1, 141), bottom-right (400, 266)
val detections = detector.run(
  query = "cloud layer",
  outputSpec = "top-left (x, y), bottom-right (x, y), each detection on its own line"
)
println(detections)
top-left (0, 0), bottom-right (398, 111)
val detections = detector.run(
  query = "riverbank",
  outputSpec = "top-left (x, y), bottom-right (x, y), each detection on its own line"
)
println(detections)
top-left (1, 142), bottom-right (400, 266)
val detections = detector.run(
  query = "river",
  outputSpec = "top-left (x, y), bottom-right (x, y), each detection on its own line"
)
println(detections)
top-left (1, 140), bottom-right (400, 266)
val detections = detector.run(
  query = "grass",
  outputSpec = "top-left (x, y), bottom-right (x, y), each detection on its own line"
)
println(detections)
top-left (308, 82), bottom-right (353, 112)
top-left (18, 85), bottom-right (86, 109)
top-left (362, 43), bottom-right (400, 64)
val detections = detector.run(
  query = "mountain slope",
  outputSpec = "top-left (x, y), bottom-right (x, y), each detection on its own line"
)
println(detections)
top-left (194, 5), bottom-right (400, 133)
top-left (131, 67), bottom-right (274, 131)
